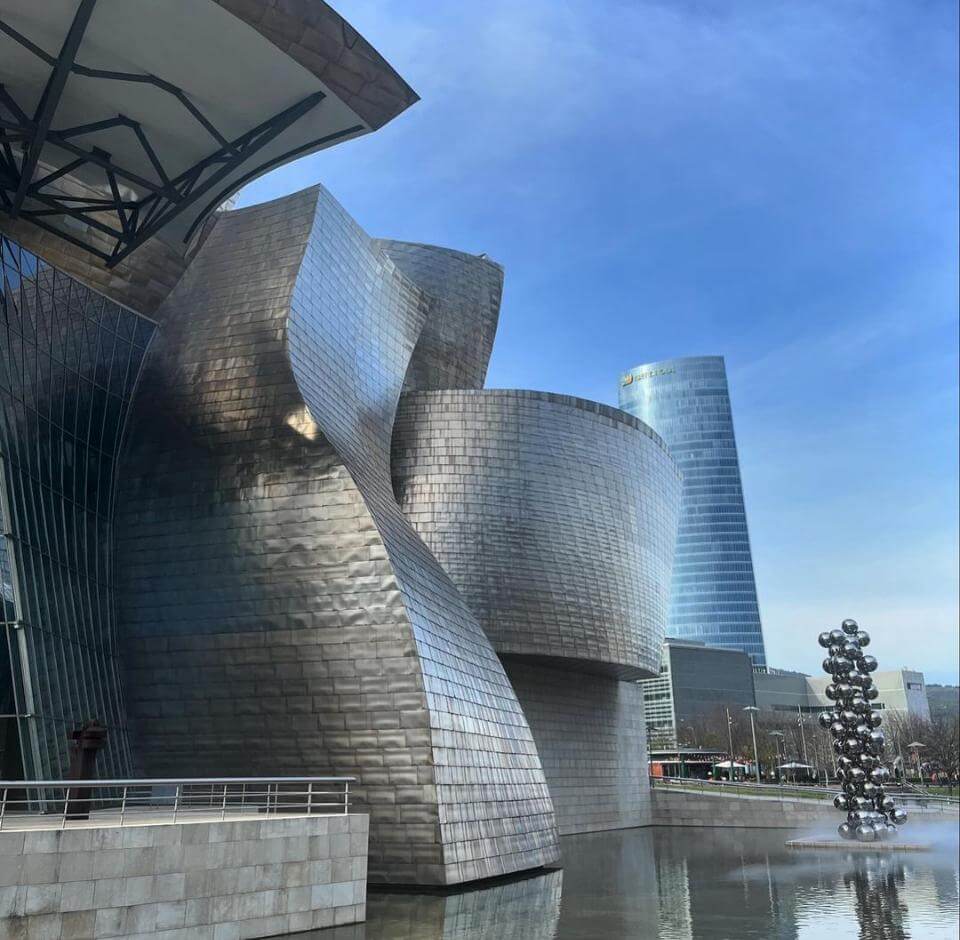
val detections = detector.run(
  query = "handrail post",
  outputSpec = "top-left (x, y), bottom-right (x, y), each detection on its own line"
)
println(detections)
top-left (307, 782), bottom-right (313, 815)
top-left (0, 787), bottom-right (6, 831)
top-left (119, 786), bottom-right (128, 827)
top-left (343, 780), bottom-right (349, 814)
top-left (172, 783), bottom-right (180, 823)
top-left (220, 783), bottom-right (228, 821)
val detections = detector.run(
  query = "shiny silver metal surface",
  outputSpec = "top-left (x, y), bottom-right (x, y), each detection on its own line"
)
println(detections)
top-left (391, 389), bottom-right (680, 834)
top-left (392, 389), bottom-right (681, 679)
top-left (374, 241), bottom-right (503, 392)
top-left (114, 186), bottom-right (560, 885)
top-left (821, 618), bottom-right (908, 841)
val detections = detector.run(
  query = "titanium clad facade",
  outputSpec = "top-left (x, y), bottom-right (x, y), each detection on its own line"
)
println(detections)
top-left (619, 356), bottom-right (767, 667)
top-left (115, 187), bottom-right (559, 886)
top-left (0, 237), bottom-right (155, 780)
top-left (392, 390), bottom-right (681, 679)
top-left (392, 389), bottom-right (680, 832)
top-left (505, 661), bottom-right (652, 834)
top-left (375, 241), bottom-right (503, 392)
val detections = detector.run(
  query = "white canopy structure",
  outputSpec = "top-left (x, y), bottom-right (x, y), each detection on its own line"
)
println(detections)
top-left (0, 0), bottom-right (416, 265)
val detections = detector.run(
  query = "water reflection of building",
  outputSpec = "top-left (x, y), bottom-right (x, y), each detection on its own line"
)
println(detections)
top-left (652, 828), bottom-right (798, 940)
top-left (845, 856), bottom-right (909, 940)
top-left (321, 870), bottom-right (563, 940)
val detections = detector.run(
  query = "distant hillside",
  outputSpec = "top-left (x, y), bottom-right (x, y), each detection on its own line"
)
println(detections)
top-left (926, 684), bottom-right (960, 719)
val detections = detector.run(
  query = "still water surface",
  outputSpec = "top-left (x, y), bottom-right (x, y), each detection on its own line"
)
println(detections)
top-left (311, 824), bottom-right (959, 939)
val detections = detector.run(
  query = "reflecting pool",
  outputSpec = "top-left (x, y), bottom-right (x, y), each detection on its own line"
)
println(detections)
top-left (310, 823), bottom-right (959, 939)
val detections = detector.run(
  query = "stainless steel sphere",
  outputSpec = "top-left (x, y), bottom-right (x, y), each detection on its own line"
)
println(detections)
top-left (830, 721), bottom-right (846, 737)
top-left (838, 822), bottom-right (855, 840)
top-left (864, 686), bottom-right (879, 701)
top-left (861, 655), bottom-right (878, 673)
top-left (862, 782), bottom-right (878, 798)
top-left (870, 767), bottom-right (889, 784)
top-left (834, 794), bottom-right (850, 810)
top-left (868, 730), bottom-right (885, 751)
top-left (855, 824), bottom-right (877, 842)
top-left (825, 684), bottom-right (839, 701)
top-left (842, 619), bottom-right (859, 635)
top-left (855, 723), bottom-right (872, 741)
top-left (856, 630), bottom-right (870, 647)
top-left (869, 713), bottom-right (882, 728)
top-left (891, 808), bottom-right (907, 825)
top-left (818, 631), bottom-right (833, 648)
top-left (842, 640), bottom-right (861, 657)
top-left (880, 796), bottom-right (896, 813)
top-left (830, 628), bottom-right (847, 644)
top-left (818, 711), bottom-right (834, 729)
top-left (841, 709), bottom-right (858, 725)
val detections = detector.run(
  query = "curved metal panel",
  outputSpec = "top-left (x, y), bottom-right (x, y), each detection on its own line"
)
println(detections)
top-left (374, 240), bottom-right (503, 391)
top-left (392, 389), bottom-right (681, 680)
top-left (116, 186), bottom-right (559, 885)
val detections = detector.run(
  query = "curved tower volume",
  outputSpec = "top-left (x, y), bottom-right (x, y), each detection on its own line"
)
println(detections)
top-left (619, 356), bottom-right (767, 667)
top-left (115, 187), bottom-right (560, 885)
top-left (393, 390), bottom-right (681, 832)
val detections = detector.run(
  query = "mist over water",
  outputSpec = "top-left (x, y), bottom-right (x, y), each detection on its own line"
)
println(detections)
top-left (308, 823), bottom-right (959, 939)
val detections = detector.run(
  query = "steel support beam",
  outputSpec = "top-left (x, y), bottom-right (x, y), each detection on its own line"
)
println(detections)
top-left (8, 0), bottom-right (97, 217)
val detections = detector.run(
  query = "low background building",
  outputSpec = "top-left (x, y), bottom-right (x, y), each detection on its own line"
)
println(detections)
top-left (639, 639), bottom-right (756, 749)
top-left (756, 667), bottom-right (931, 721)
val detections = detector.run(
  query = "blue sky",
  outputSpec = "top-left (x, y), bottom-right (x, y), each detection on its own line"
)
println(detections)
top-left (239, 0), bottom-right (960, 683)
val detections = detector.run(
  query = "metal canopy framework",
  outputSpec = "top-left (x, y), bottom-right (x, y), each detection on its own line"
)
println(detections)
top-left (0, 0), bottom-right (378, 267)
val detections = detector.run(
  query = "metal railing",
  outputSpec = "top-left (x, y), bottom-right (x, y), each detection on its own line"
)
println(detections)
top-left (0, 777), bottom-right (355, 831)
top-left (650, 775), bottom-right (960, 812)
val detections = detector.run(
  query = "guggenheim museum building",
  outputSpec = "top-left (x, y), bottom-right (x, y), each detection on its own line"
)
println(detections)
top-left (0, 0), bottom-right (681, 885)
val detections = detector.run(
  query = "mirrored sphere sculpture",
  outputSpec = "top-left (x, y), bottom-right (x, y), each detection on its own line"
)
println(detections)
top-left (821, 619), bottom-right (908, 841)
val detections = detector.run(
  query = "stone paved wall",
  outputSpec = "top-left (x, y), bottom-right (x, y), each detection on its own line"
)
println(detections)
top-left (0, 814), bottom-right (367, 940)
top-left (505, 661), bottom-right (652, 834)
top-left (651, 788), bottom-right (835, 828)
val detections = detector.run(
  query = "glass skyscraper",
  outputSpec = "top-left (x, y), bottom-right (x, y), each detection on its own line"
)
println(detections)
top-left (619, 356), bottom-right (767, 667)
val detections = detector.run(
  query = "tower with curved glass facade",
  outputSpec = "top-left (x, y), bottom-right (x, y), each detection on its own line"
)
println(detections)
top-left (619, 356), bottom-right (767, 667)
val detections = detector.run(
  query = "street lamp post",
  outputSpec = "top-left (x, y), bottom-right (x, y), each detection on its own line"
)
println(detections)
top-left (796, 705), bottom-right (809, 770)
top-left (907, 742), bottom-right (926, 785)
top-left (744, 706), bottom-right (761, 784)
top-left (769, 731), bottom-right (785, 786)
top-left (725, 707), bottom-right (736, 781)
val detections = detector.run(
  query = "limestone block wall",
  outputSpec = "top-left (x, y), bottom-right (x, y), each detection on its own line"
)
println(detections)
top-left (0, 814), bottom-right (368, 940)
top-left (650, 789), bottom-right (835, 829)
top-left (505, 660), bottom-right (652, 834)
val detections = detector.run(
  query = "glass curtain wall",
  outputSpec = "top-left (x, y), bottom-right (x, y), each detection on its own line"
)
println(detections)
top-left (619, 356), bottom-right (767, 668)
top-left (0, 236), bottom-right (155, 779)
